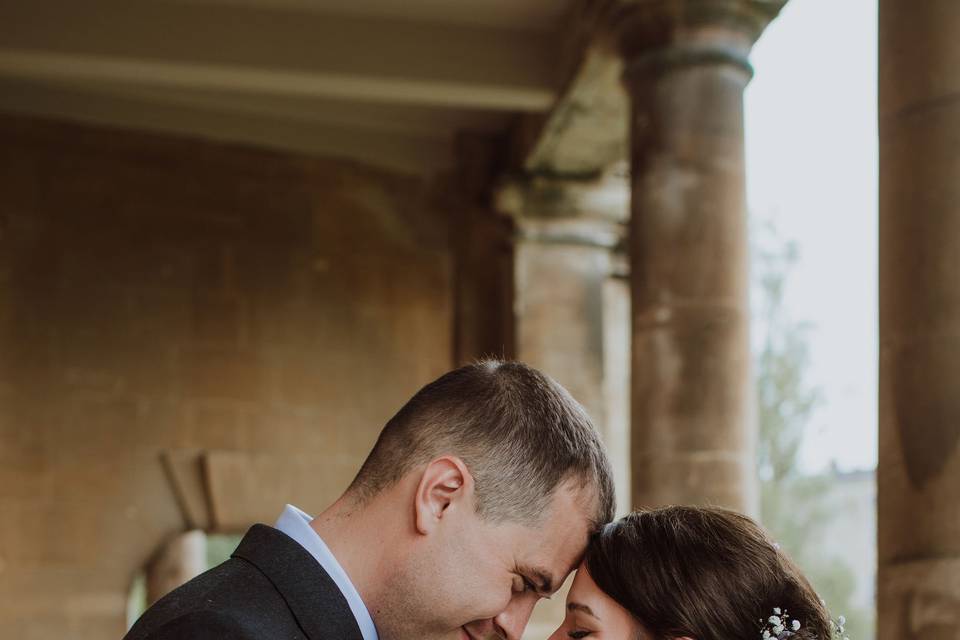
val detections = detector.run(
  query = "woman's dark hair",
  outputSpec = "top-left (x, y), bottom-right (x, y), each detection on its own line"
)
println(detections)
top-left (585, 506), bottom-right (831, 640)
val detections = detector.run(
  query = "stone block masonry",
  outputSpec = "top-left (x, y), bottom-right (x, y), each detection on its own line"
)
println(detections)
top-left (0, 114), bottom-right (455, 638)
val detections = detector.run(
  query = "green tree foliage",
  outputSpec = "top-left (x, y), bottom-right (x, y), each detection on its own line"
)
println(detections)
top-left (753, 224), bottom-right (873, 640)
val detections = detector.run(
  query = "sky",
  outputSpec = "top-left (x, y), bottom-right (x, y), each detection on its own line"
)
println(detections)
top-left (745, 0), bottom-right (879, 473)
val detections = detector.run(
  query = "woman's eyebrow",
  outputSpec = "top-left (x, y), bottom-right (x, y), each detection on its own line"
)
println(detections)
top-left (567, 602), bottom-right (599, 619)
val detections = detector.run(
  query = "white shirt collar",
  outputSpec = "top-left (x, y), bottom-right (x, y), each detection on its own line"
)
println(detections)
top-left (274, 504), bottom-right (379, 640)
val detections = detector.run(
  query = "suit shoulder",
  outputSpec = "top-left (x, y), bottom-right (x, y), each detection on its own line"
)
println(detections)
top-left (142, 609), bottom-right (256, 640)
top-left (125, 557), bottom-right (296, 640)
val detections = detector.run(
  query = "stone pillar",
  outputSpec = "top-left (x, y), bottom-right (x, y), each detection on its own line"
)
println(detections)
top-left (496, 173), bottom-right (631, 511)
top-left (618, 1), bottom-right (783, 512)
top-left (878, 3), bottom-right (960, 639)
top-left (146, 530), bottom-right (207, 605)
top-left (498, 174), bottom-right (630, 640)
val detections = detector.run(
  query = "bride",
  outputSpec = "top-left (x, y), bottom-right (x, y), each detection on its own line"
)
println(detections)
top-left (549, 506), bottom-right (834, 640)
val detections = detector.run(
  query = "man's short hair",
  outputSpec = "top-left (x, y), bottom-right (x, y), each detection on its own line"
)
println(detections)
top-left (348, 359), bottom-right (615, 527)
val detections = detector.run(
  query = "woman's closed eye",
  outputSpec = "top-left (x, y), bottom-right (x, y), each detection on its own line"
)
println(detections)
top-left (567, 630), bottom-right (593, 639)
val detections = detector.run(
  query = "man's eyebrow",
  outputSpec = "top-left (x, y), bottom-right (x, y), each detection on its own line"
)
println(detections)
top-left (567, 602), bottom-right (599, 619)
top-left (518, 565), bottom-right (557, 594)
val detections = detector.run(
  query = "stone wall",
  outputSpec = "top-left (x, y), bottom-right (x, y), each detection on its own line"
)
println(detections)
top-left (0, 115), bottom-right (456, 638)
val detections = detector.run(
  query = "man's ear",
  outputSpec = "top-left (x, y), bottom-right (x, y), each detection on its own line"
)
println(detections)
top-left (413, 456), bottom-right (472, 535)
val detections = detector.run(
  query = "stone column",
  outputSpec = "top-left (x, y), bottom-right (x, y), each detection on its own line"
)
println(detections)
top-left (496, 173), bottom-right (631, 512)
top-left (497, 174), bottom-right (630, 640)
top-left (878, 3), bottom-right (960, 639)
top-left (618, 1), bottom-right (783, 512)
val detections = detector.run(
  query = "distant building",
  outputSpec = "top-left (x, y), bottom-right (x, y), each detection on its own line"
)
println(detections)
top-left (816, 466), bottom-right (877, 618)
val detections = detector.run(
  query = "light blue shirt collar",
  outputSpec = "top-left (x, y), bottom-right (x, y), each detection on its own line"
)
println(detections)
top-left (274, 504), bottom-right (379, 640)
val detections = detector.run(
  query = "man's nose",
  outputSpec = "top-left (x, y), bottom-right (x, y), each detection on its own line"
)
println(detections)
top-left (492, 594), bottom-right (540, 640)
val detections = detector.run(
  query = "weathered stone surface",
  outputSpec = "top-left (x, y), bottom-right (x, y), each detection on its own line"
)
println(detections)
top-left (501, 173), bottom-right (630, 472)
top-left (877, 379), bottom-right (960, 560)
top-left (880, 106), bottom-right (960, 339)
top-left (204, 451), bottom-right (357, 532)
top-left (448, 208), bottom-right (516, 364)
top-left (161, 450), bottom-right (212, 531)
top-left (517, 46), bottom-right (629, 177)
top-left (511, 0), bottom-right (628, 177)
top-left (879, 0), bottom-right (960, 119)
top-left (877, 557), bottom-right (960, 640)
top-left (632, 450), bottom-right (752, 511)
top-left (620, 0), bottom-right (778, 514)
top-left (602, 276), bottom-right (633, 513)
top-left (616, 0), bottom-right (786, 58)
top-left (502, 174), bottom-right (631, 640)
top-left (632, 306), bottom-right (750, 447)
top-left (496, 172), bottom-right (630, 223)
top-left (879, 2), bottom-right (960, 639)
top-left (884, 337), bottom-right (960, 492)
top-left (515, 237), bottom-right (613, 423)
top-left (0, 114), bottom-right (454, 637)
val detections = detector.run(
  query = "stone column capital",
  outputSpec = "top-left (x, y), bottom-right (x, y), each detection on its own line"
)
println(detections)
top-left (493, 172), bottom-right (628, 249)
top-left (494, 171), bottom-right (630, 223)
top-left (615, 0), bottom-right (787, 79)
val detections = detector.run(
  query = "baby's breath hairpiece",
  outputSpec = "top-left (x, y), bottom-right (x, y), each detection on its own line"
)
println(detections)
top-left (829, 615), bottom-right (849, 640)
top-left (759, 607), bottom-right (802, 640)
top-left (758, 607), bottom-right (849, 640)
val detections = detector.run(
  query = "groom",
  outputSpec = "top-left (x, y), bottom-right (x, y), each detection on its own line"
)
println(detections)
top-left (125, 360), bottom-right (615, 640)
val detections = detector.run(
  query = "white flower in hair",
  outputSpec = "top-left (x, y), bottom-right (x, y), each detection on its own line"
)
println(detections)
top-left (760, 607), bottom-right (799, 640)
top-left (827, 610), bottom-right (849, 640)
top-left (760, 604), bottom-right (850, 640)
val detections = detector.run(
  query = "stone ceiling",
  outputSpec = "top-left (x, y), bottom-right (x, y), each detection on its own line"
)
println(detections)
top-left (0, 0), bottom-right (583, 175)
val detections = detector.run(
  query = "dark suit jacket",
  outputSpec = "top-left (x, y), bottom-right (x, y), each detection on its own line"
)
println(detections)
top-left (124, 524), bottom-right (365, 640)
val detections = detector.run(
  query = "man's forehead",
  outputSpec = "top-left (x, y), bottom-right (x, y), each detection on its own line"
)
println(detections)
top-left (497, 482), bottom-right (596, 582)
top-left (514, 545), bottom-right (583, 598)
top-left (516, 517), bottom-right (591, 586)
top-left (542, 487), bottom-right (595, 550)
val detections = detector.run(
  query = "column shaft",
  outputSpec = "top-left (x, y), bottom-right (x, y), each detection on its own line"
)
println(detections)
top-left (620, 1), bottom-right (782, 512)
top-left (498, 175), bottom-right (632, 510)
top-left (513, 217), bottom-right (631, 512)
top-left (878, 2), bottom-right (960, 638)
top-left (501, 180), bottom-right (631, 640)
